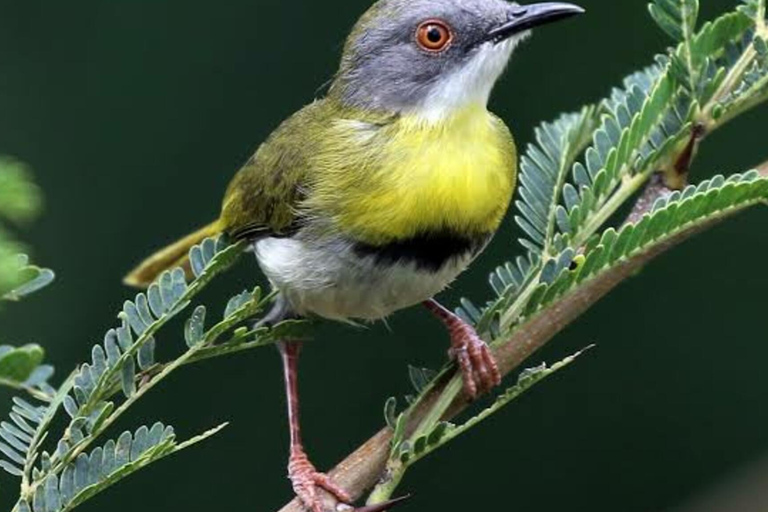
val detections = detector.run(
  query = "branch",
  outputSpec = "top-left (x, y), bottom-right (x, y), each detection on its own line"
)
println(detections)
top-left (277, 162), bottom-right (768, 512)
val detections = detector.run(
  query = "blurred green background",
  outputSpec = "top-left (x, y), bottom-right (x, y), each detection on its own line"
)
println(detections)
top-left (1, 0), bottom-right (767, 511)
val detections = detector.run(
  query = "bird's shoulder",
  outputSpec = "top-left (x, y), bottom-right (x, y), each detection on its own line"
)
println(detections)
top-left (220, 100), bottom-right (338, 240)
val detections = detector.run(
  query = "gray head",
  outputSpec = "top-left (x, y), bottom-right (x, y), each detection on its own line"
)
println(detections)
top-left (329, 0), bottom-right (583, 121)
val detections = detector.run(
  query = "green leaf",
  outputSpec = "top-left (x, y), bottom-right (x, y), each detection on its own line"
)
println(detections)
top-left (120, 358), bottom-right (136, 398)
top-left (184, 306), bottom-right (207, 347)
top-left (0, 159), bottom-right (43, 299)
top-left (457, 252), bottom-right (540, 336)
top-left (408, 366), bottom-right (437, 394)
top-left (456, 348), bottom-right (592, 437)
top-left (426, 422), bottom-right (452, 446)
top-left (223, 290), bottom-right (252, 319)
top-left (575, 63), bottom-right (683, 234)
top-left (691, 12), bottom-right (753, 60)
top-left (697, 8), bottom-right (768, 122)
top-left (54, 423), bottom-right (226, 512)
top-left (384, 397), bottom-right (398, 429)
top-left (0, 158), bottom-right (41, 225)
top-left (4, 236), bottom-right (273, 512)
top-left (738, 0), bottom-right (766, 20)
top-left (515, 106), bottom-right (599, 256)
top-left (395, 350), bottom-right (591, 470)
top-left (1, 258), bottom-right (55, 302)
top-left (1, 372), bottom-right (76, 482)
top-left (649, 0), bottom-right (699, 42)
top-left (491, 2), bottom-right (767, 339)
top-left (391, 413), bottom-right (408, 452)
top-left (755, 35), bottom-right (768, 58)
top-left (0, 345), bottom-right (45, 384)
top-left (524, 174), bottom-right (768, 318)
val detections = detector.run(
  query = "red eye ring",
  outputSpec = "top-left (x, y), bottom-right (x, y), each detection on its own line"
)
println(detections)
top-left (416, 20), bottom-right (453, 53)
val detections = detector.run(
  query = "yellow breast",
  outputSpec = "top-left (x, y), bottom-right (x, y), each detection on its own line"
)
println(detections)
top-left (306, 105), bottom-right (517, 245)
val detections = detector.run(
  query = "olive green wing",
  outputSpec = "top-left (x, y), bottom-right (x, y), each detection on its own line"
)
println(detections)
top-left (220, 100), bottom-right (334, 240)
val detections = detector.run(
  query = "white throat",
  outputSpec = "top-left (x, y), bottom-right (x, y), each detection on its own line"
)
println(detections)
top-left (410, 34), bottom-right (529, 124)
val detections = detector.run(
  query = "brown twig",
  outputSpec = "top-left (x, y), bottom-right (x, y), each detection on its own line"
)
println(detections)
top-left (625, 174), bottom-right (675, 225)
top-left (627, 124), bottom-right (708, 225)
top-left (278, 160), bottom-right (768, 512)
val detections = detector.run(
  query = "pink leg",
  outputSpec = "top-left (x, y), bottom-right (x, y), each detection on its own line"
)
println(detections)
top-left (423, 300), bottom-right (502, 399)
top-left (279, 341), bottom-right (352, 512)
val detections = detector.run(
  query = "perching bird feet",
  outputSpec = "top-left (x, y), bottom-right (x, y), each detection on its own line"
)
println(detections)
top-left (288, 452), bottom-right (352, 512)
top-left (423, 299), bottom-right (502, 399)
top-left (289, 451), bottom-right (409, 512)
top-left (449, 323), bottom-right (502, 398)
top-left (288, 451), bottom-right (352, 512)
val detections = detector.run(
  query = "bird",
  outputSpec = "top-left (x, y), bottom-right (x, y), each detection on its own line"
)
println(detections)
top-left (124, 1), bottom-right (583, 510)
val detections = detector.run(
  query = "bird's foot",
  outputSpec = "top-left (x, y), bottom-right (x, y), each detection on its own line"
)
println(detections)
top-left (289, 451), bottom-right (352, 512)
top-left (448, 321), bottom-right (502, 399)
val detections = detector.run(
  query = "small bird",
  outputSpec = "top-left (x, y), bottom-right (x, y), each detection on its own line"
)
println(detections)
top-left (125, 1), bottom-right (582, 510)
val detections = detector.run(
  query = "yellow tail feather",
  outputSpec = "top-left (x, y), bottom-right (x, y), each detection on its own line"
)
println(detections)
top-left (123, 220), bottom-right (222, 288)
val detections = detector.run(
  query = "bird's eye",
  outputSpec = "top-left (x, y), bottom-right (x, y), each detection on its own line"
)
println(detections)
top-left (416, 20), bottom-right (453, 52)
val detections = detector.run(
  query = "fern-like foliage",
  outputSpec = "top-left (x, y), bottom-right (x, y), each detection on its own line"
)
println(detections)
top-left (0, 159), bottom-right (55, 398)
top-left (391, 348), bottom-right (589, 468)
top-left (566, 61), bottom-right (690, 236)
top-left (0, 395), bottom-right (51, 478)
top-left (494, 60), bottom-right (695, 331)
top-left (515, 0), bottom-right (765, 264)
top-left (370, 348), bottom-right (591, 504)
top-left (456, 0), bottom-right (768, 335)
top-left (0, 158), bottom-right (45, 299)
top-left (650, 0), bottom-right (700, 43)
top-left (374, 2), bottom-right (768, 503)
top-left (0, 236), bottom-right (305, 512)
top-left (522, 172), bottom-right (768, 318)
top-left (2, 256), bottom-right (55, 303)
top-left (16, 422), bottom-right (225, 512)
top-left (739, 0), bottom-right (766, 18)
top-left (515, 106), bottom-right (599, 256)
top-left (0, 345), bottom-right (54, 400)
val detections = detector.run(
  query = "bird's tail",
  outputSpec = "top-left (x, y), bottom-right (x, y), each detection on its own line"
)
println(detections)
top-left (123, 220), bottom-right (222, 288)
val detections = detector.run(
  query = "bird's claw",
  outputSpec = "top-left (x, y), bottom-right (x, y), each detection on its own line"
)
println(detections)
top-left (448, 324), bottom-right (502, 399)
top-left (289, 453), bottom-right (352, 512)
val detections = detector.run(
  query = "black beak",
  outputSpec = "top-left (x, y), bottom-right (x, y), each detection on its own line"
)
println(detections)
top-left (485, 2), bottom-right (584, 44)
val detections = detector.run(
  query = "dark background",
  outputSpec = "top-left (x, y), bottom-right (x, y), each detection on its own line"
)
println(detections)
top-left (1, 0), bottom-right (767, 511)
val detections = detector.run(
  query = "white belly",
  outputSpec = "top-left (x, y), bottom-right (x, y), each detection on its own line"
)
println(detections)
top-left (254, 236), bottom-right (474, 321)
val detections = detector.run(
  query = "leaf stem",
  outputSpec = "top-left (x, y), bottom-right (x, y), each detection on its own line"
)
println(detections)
top-left (701, 46), bottom-right (758, 126)
top-left (572, 172), bottom-right (650, 249)
top-left (0, 378), bottom-right (52, 402)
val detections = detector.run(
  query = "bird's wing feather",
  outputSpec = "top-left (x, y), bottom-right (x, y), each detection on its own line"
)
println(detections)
top-left (220, 100), bottom-right (334, 240)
